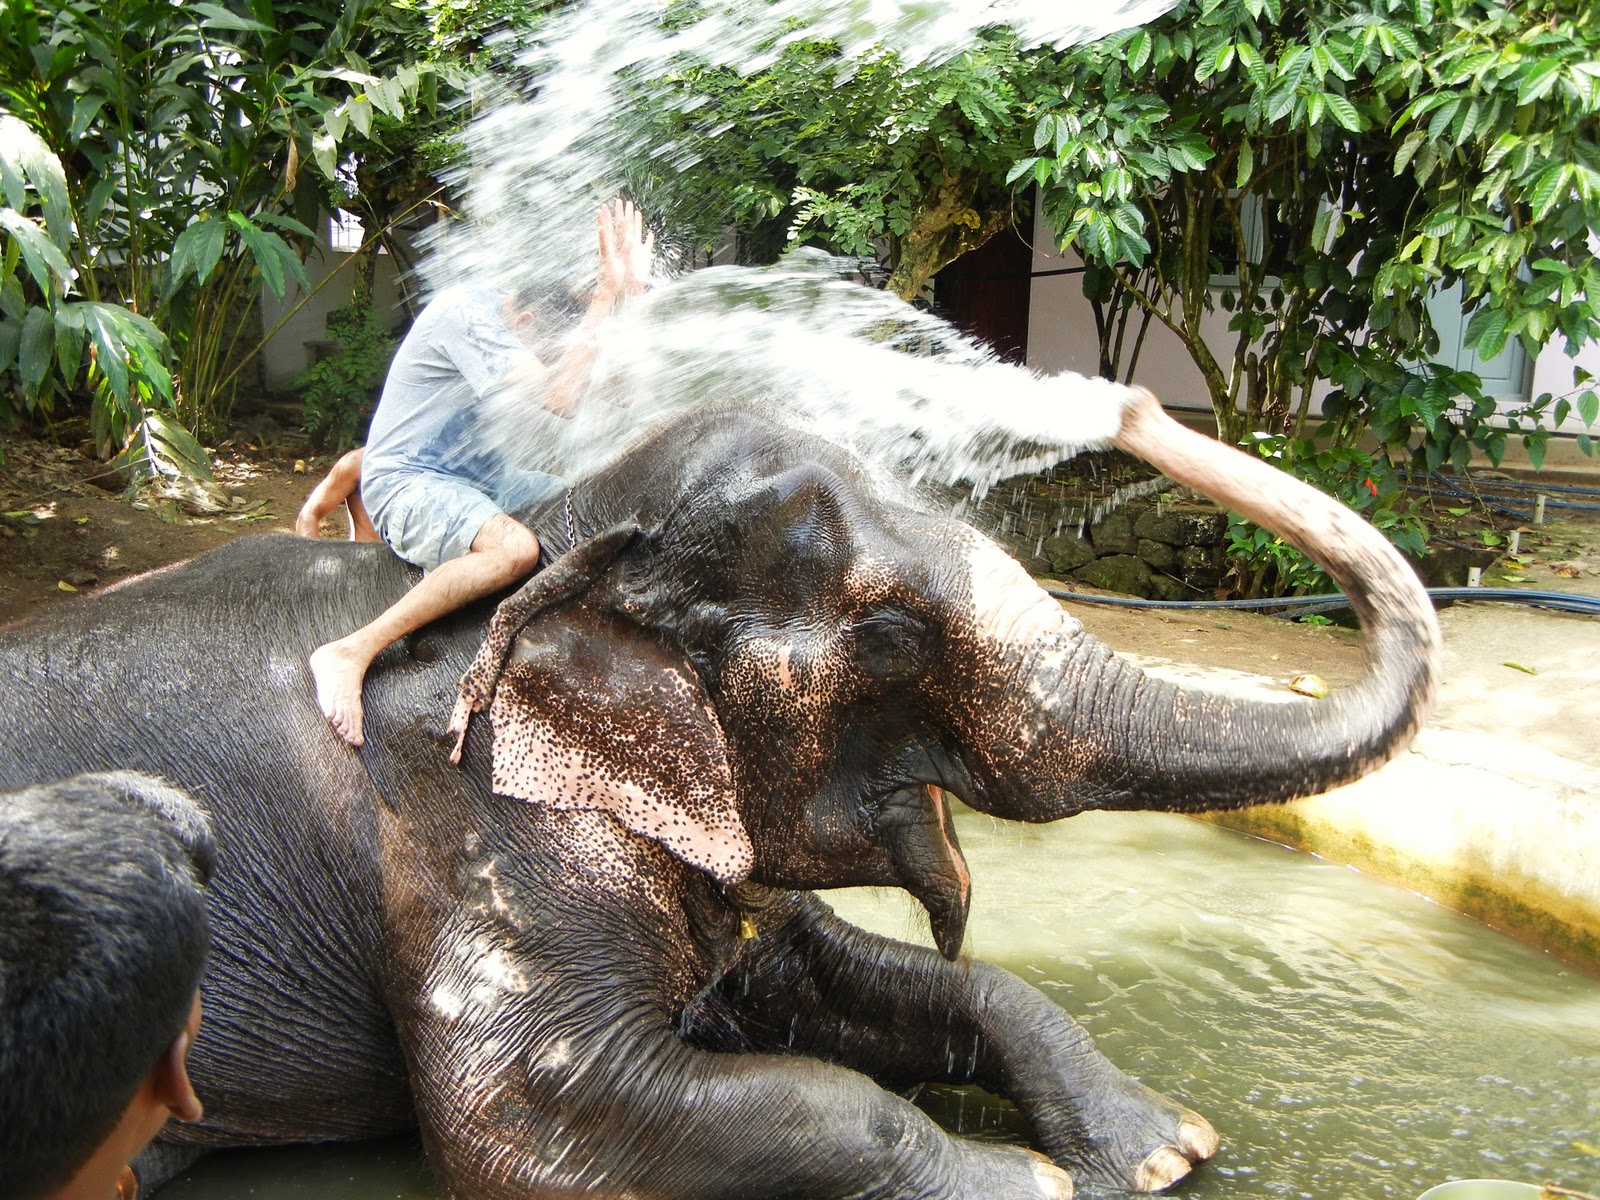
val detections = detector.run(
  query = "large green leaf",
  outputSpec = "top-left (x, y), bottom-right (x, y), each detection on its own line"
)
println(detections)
top-left (0, 208), bottom-right (71, 295)
top-left (59, 301), bottom-right (174, 403)
top-left (139, 412), bottom-right (215, 480)
top-left (0, 114), bottom-right (72, 253)
top-left (168, 216), bottom-right (228, 289)
top-left (189, 3), bottom-right (274, 34)
top-left (227, 212), bottom-right (308, 301)
top-left (54, 305), bottom-right (85, 383)
top-left (253, 211), bottom-right (318, 239)
top-left (0, 317), bottom-right (18, 375)
top-left (18, 303), bottom-right (54, 395)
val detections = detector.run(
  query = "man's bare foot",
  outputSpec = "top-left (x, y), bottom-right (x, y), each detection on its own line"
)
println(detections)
top-left (308, 641), bottom-right (370, 747)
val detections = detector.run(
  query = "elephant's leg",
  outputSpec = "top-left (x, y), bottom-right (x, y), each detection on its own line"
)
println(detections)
top-left (403, 989), bottom-right (1072, 1200)
top-left (701, 891), bottom-right (1217, 1193)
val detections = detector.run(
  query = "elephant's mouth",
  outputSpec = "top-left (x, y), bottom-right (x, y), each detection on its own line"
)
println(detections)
top-left (878, 783), bottom-right (972, 959)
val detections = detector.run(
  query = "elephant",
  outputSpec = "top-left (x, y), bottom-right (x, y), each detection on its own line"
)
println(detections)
top-left (0, 389), bottom-right (1440, 1199)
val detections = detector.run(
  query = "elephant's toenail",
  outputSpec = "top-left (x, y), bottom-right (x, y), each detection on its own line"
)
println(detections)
top-left (1178, 1113), bottom-right (1220, 1160)
top-left (1030, 1159), bottom-right (1074, 1200)
top-left (1134, 1145), bottom-right (1192, 1193)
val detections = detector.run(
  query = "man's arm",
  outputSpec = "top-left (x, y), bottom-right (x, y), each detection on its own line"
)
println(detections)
top-left (512, 198), bottom-right (653, 418)
top-left (295, 449), bottom-right (378, 541)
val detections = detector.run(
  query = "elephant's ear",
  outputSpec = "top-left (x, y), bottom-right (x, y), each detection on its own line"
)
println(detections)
top-left (449, 521), bottom-right (641, 759)
top-left (450, 525), bottom-right (752, 886)
top-left (486, 610), bottom-right (753, 886)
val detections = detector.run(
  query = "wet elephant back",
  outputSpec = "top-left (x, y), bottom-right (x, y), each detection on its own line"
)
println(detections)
top-left (0, 535), bottom-right (421, 1145)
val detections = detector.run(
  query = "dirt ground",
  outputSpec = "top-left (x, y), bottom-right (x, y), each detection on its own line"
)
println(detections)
top-left (2, 427), bottom-right (1597, 690)
top-left (0, 428), bottom-right (351, 628)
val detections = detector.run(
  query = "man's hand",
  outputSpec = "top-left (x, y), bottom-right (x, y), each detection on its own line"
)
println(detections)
top-left (595, 197), bottom-right (653, 303)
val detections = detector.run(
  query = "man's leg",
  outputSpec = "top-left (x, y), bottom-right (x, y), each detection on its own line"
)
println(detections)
top-left (309, 514), bottom-right (540, 746)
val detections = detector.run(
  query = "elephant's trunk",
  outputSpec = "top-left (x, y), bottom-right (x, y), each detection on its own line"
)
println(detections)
top-left (953, 391), bottom-right (1441, 819)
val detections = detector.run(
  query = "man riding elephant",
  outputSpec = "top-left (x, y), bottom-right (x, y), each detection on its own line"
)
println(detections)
top-left (309, 198), bottom-right (654, 747)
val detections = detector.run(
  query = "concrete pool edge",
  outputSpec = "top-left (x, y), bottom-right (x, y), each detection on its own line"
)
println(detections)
top-left (1201, 792), bottom-right (1600, 975)
top-left (1130, 600), bottom-right (1600, 977)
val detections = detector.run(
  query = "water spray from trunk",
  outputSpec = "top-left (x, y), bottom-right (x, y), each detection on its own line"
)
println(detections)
top-left (419, 0), bottom-right (1178, 499)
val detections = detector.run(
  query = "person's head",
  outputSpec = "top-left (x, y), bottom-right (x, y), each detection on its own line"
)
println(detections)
top-left (0, 771), bottom-right (215, 1199)
top-left (503, 282), bottom-right (585, 353)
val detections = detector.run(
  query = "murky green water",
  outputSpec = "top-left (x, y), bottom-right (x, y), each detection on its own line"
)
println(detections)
top-left (163, 811), bottom-right (1600, 1198)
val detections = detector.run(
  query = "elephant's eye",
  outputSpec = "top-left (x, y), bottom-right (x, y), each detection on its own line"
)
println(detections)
top-left (850, 609), bottom-right (928, 682)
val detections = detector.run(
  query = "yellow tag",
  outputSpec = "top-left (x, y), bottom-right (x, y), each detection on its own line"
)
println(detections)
top-left (739, 915), bottom-right (757, 940)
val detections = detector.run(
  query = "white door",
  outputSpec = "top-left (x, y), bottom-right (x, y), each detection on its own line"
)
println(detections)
top-left (1425, 282), bottom-right (1531, 405)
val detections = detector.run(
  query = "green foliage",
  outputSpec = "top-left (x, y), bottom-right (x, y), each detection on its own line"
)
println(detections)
top-left (0, 113), bottom-right (187, 474)
top-left (1224, 433), bottom-right (1429, 597)
top-left (0, 0), bottom-right (450, 463)
top-left (629, 0), bottom-right (1597, 482)
top-left (1028, 0), bottom-right (1600, 469)
top-left (293, 303), bottom-right (396, 451)
top-left (631, 29), bottom-right (1071, 298)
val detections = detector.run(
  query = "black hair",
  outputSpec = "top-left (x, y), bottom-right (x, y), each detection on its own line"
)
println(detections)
top-left (0, 772), bottom-right (214, 1199)
top-left (508, 282), bottom-right (587, 360)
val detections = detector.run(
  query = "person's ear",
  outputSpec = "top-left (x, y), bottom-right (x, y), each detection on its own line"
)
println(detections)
top-left (152, 993), bottom-right (204, 1124)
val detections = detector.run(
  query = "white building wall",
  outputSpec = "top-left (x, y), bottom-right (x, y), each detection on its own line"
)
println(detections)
top-left (1025, 205), bottom-right (1220, 415)
top-left (1025, 207), bottom-right (1598, 447)
top-left (256, 217), bottom-right (414, 391)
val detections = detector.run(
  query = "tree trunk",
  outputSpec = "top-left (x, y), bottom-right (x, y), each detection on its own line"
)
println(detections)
top-left (885, 172), bottom-right (1010, 303)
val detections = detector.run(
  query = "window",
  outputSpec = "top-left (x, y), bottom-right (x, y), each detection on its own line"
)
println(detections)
top-left (329, 209), bottom-right (369, 253)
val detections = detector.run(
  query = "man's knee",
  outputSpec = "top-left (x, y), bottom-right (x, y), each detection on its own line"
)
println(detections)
top-left (473, 515), bottom-right (541, 582)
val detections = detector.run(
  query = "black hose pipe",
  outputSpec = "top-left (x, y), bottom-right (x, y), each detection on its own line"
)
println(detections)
top-left (1041, 583), bottom-right (1600, 619)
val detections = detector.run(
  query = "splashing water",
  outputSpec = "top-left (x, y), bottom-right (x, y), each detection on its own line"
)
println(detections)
top-left (418, 0), bottom-right (1179, 500)
top-left (484, 252), bottom-right (1136, 497)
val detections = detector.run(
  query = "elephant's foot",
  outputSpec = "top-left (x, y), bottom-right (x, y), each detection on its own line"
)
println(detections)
top-left (950, 1140), bottom-right (1075, 1200)
top-left (1134, 1113), bottom-right (1219, 1191)
top-left (1132, 1120), bottom-right (1216, 1196)
top-left (1030, 1070), bottom-right (1218, 1193)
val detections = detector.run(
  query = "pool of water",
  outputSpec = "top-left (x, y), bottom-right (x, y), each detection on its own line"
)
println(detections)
top-left (162, 811), bottom-right (1600, 1198)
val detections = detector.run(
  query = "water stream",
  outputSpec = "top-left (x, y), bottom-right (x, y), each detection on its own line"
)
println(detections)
top-left (426, 0), bottom-right (1194, 500)
top-left (162, 809), bottom-right (1600, 1199)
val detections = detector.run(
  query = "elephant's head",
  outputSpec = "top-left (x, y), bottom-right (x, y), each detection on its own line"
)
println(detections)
top-left (452, 392), bottom-right (1440, 957)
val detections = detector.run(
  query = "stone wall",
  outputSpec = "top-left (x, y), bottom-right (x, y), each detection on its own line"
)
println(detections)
top-left (956, 468), bottom-right (1497, 593)
top-left (955, 471), bottom-right (1230, 599)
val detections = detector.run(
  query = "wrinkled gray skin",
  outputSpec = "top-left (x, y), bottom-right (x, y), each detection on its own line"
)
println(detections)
top-left (0, 397), bottom-right (1439, 1200)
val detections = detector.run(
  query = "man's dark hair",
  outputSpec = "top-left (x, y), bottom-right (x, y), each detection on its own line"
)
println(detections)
top-left (0, 771), bottom-right (214, 1199)
top-left (510, 282), bottom-right (587, 360)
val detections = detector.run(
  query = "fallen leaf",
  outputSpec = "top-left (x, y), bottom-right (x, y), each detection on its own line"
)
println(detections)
top-left (57, 580), bottom-right (77, 593)
top-left (293, 459), bottom-right (307, 474)
top-left (1552, 564), bottom-right (1583, 578)
top-left (1502, 661), bottom-right (1538, 675)
top-left (1289, 673), bottom-right (1329, 698)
